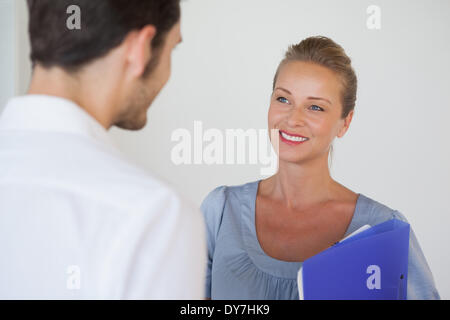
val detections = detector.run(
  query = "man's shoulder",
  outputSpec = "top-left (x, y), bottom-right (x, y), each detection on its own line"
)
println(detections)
top-left (88, 153), bottom-right (196, 215)
top-left (5, 131), bottom-right (195, 215)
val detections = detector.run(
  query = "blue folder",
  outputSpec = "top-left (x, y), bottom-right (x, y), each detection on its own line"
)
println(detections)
top-left (297, 218), bottom-right (410, 300)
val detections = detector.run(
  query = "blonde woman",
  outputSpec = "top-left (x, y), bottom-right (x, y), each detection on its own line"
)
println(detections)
top-left (201, 36), bottom-right (440, 300)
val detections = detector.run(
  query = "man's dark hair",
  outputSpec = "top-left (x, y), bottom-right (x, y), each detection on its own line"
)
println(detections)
top-left (27, 0), bottom-right (180, 74)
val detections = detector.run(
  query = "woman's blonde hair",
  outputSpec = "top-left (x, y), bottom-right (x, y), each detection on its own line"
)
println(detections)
top-left (273, 36), bottom-right (357, 118)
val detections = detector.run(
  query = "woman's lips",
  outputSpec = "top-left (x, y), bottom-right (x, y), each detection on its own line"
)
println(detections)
top-left (279, 130), bottom-right (309, 145)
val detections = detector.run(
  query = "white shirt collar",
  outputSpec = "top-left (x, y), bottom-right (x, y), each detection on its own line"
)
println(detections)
top-left (0, 94), bottom-right (118, 150)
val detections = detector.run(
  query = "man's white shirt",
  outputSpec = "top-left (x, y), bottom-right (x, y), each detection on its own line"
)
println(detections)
top-left (0, 95), bottom-right (206, 299)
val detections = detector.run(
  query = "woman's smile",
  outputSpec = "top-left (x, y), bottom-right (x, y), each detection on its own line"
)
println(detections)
top-left (279, 130), bottom-right (310, 145)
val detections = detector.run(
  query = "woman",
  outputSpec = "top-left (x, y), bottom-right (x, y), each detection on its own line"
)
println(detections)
top-left (201, 36), bottom-right (440, 300)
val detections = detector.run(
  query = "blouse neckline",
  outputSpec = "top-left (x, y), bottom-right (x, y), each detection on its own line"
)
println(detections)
top-left (239, 179), bottom-right (368, 279)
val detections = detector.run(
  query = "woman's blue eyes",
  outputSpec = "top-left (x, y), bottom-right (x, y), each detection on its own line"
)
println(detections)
top-left (276, 97), bottom-right (323, 111)
top-left (277, 97), bottom-right (289, 104)
top-left (310, 105), bottom-right (323, 111)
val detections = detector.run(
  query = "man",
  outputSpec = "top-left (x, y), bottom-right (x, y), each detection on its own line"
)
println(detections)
top-left (0, 0), bottom-right (205, 299)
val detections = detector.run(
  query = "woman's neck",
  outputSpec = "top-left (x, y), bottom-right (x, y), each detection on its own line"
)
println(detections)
top-left (261, 156), bottom-right (338, 210)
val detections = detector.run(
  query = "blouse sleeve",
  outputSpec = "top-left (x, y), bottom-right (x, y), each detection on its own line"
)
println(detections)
top-left (392, 210), bottom-right (441, 300)
top-left (200, 186), bottom-right (227, 299)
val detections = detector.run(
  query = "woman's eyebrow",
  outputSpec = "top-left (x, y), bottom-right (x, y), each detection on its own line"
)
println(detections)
top-left (275, 87), bottom-right (332, 105)
top-left (274, 87), bottom-right (292, 95)
top-left (307, 96), bottom-right (332, 105)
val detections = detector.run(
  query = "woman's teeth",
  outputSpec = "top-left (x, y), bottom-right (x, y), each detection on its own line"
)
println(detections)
top-left (281, 131), bottom-right (309, 142)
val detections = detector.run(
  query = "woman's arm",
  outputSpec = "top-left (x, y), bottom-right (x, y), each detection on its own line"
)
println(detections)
top-left (200, 186), bottom-right (227, 300)
top-left (393, 211), bottom-right (441, 300)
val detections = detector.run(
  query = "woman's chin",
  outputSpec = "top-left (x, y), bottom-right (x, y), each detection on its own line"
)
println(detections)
top-left (277, 152), bottom-right (309, 165)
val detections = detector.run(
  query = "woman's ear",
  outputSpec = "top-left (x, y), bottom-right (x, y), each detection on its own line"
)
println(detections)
top-left (126, 25), bottom-right (157, 78)
top-left (337, 110), bottom-right (354, 138)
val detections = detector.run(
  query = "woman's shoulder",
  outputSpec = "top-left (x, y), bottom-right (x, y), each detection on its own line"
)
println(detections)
top-left (200, 180), bottom-right (259, 242)
top-left (200, 180), bottom-right (259, 211)
top-left (357, 193), bottom-right (409, 226)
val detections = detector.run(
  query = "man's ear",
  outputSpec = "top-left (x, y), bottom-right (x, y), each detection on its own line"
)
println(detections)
top-left (337, 110), bottom-right (354, 138)
top-left (126, 25), bottom-right (157, 78)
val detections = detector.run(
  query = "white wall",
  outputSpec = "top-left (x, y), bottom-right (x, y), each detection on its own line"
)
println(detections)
top-left (7, 0), bottom-right (450, 299)
top-left (0, 0), bottom-right (31, 111)
top-left (14, 0), bottom-right (31, 96)
top-left (0, 0), bottom-right (16, 110)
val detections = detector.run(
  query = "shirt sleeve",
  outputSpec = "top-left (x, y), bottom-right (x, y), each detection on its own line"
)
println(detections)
top-left (392, 210), bottom-right (441, 300)
top-left (200, 186), bottom-right (227, 299)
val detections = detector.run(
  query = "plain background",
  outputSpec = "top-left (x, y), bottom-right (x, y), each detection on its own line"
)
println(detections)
top-left (1, 0), bottom-right (449, 299)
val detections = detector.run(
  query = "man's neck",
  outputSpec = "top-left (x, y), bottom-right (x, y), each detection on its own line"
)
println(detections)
top-left (27, 65), bottom-right (117, 130)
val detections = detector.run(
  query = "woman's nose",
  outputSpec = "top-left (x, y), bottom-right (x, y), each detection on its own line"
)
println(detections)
top-left (286, 107), bottom-right (306, 127)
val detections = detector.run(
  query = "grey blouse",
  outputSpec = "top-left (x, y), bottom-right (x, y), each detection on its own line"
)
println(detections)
top-left (201, 180), bottom-right (441, 300)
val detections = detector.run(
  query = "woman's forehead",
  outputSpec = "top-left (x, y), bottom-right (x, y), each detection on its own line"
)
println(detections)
top-left (276, 61), bottom-right (342, 102)
top-left (278, 61), bottom-right (339, 82)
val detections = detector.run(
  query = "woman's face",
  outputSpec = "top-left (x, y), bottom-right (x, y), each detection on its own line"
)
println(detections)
top-left (268, 61), bottom-right (353, 164)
